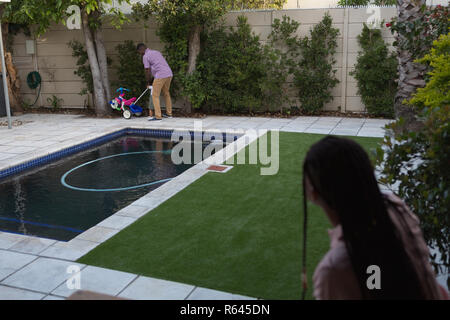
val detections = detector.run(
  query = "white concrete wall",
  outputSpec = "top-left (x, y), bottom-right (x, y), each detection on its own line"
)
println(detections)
top-left (284, 0), bottom-right (447, 8)
top-left (284, 0), bottom-right (340, 9)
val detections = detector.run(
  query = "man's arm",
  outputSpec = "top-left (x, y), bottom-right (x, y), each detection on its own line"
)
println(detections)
top-left (145, 68), bottom-right (153, 87)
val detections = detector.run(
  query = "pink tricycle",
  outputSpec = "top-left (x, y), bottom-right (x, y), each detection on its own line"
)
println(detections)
top-left (110, 87), bottom-right (150, 119)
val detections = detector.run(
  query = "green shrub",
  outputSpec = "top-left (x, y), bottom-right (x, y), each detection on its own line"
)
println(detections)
top-left (230, 0), bottom-right (288, 9)
top-left (185, 16), bottom-right (268, 113)
top-left (68, 40), bottom-right (112, 96)
top-left (409, 33), bottom-right (450, 109)
top-left (46, 95), bottom-right (63, 110)
top-left (351, 24), bottom-right (397, 118)
top-left (185, 13), bottom-right (340, 114)
top-left (155, 14), bottom-right (190, 99)
top-left (377, 34), bottom-right (450, 279)
top-left (293, 13), bottom-right (340, 114)
top-left (265, 15), bottom-right (301, 112)
top-left (387, 5), bottom-right (450, 60)
top-left (68, 40), bottom-right (94, 95)
top-left (143, 12), bottom-right (340, 114)
top-left (113, 40), bottom-right (149, 103)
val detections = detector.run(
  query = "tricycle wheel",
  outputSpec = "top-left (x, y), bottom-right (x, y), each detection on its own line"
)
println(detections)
top-left (123, 109), bottom-right (132, 119)
top-left (135, 112), bottom-right (142, 117)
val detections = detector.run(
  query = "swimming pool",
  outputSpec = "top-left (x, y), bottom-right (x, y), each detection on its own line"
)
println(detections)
top-left (0, 131), bottom-right (226, 241)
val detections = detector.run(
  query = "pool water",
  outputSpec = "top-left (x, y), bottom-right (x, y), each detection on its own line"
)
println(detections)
top-left (0, 136), bottom-right (210, 241)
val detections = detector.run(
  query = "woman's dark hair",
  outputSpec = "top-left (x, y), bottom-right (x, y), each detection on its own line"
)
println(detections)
top-left (302, 136), bottom-right (430, 299)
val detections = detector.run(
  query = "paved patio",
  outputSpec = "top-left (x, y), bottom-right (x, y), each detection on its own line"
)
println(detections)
top-left (0, 113), bottom-right (393, 300)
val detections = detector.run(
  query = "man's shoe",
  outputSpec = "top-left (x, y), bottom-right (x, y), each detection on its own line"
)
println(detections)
top-left (148, 117), bottom-right (162, 121)
top-left (162, 114), bottom-right (173, 119)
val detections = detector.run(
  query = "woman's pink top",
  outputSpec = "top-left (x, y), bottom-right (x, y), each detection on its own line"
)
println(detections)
top-left (313, 192), bottom-right (448, 300)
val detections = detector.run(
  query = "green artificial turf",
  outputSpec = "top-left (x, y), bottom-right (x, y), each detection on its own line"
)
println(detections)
top-left (78, 132), bottom-right (382, 299)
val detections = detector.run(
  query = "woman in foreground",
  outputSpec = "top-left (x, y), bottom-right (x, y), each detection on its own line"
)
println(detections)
top-left (302, 136), bottom-right (447, 300)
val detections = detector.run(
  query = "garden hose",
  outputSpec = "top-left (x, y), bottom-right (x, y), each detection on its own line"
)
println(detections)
top-left (26, 71), bottom-right (41, 106)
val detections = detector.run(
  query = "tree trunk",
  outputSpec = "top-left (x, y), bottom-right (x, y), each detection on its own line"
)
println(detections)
top-left (395, 0), bottom-right (426, 131)
top-left (0, 22), bottom-right (23, 114)
top-left (5, 52), bottom-right (23, 113)
top-left (81, 10), bottom-right (108, 116)
top-left (187, 25), bottom-right (202, 75)
top-left (183, 25), bottom-right (203, 114)
top-left (93, 26), bottom-right (111, 103)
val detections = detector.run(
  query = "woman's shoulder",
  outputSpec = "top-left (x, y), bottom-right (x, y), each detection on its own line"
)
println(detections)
top-left (314, 226), bottom-right (351, 278)
top-left (382, 191), bottom-right (420, 225)
top-left (313, 241), bottom-right (362, 299)
top-left (313, 245), bottom-right (362, 299)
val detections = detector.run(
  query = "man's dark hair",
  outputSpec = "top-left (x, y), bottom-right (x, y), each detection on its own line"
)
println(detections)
top-left (136, 43), bottom-right (146, 51)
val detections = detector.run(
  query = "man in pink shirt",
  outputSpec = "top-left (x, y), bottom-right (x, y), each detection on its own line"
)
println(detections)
top-left (137, 43), bottom-right (173, 121)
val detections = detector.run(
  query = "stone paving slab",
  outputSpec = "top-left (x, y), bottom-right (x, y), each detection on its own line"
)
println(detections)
top-left (39, 238), bottom-right (100, 261)
top-left (1, 257), bottom-right (85, 293)
top-left (0, 232), bottom-right (29, 250)
top-left (96, 215), bottom-right (137, 230)
top-left (42, 294), bottom-right (65, 300)
top-left (0, 285), bottom-right (46, 300)
top-left (114, 204), bottom-right (151, 219)
top-left (0, 250), bottom-right (37, 281)
top-left (8, 237), bottom-right (56, 255)
top-left (187, 287), bottom-right (256, 300)
top-left (74, 226), bottom-right (120, 243)
top-left (117, 276), bottom-right (195, 300)
top-left (52, 265), bottom-right (138, 298)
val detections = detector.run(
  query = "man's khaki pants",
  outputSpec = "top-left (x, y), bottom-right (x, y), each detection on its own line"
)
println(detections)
top-left (152, 76), bottom-right (173, 119)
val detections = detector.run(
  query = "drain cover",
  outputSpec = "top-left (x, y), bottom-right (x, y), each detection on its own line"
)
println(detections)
top-left (206, 165), bottom-right (233, 173)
